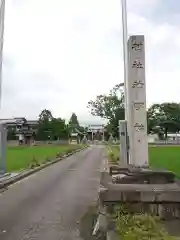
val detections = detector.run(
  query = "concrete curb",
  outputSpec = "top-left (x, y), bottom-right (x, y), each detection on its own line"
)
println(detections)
top-left (100, 158), bottom-right (109, 173)
top-left (0, 146), bottom-right (89, 190)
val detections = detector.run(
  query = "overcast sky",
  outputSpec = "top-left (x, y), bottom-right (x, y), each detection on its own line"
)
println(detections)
top-left (1, 0), bottom-right (180, 124)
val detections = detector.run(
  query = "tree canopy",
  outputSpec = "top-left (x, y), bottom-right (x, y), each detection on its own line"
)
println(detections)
top-left (147, 103), bottom-right (180, 139)
top-left (87, 84), bottom-right (125, 137)
top-left (69, 113), bottom-right (79, 127)
top-left (87, 84), bottom-right (180, 139)
top-left (36, 109), bottom-right (68, 140)
top-left (7, 90), bottom-right (180, 141)
top-left (35, 110), bottom-right (85, 141)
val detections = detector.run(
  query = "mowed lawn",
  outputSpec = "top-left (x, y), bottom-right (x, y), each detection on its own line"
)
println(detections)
top-left (110, 146), bottom-right (180, 177)
top-left (6, 144), bottom-right (82, 172)
top-left (149, 146), bottom-right (180, 177)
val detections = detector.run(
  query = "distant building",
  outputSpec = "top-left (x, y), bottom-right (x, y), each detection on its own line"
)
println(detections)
top-left (167, 133), bottom-right (180, 141)
top-left (86, 124), bottom-right (105, 141)
top-left (0, 118), bottom-right (38, 145)
top-left (147, 134), bottom-right (159, 143)
top-left (69, 132), bottom-right (80, 144)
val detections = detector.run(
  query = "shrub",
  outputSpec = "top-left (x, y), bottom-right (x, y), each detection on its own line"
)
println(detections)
top-left (45, 156), bottom-right (51, 162)
top-left (108, 150), bottom-right (118, 164)
top-left (56, 152), bottom-right (62, 158)
top-left (29, 156), bottom-right (40, 169)
top-left (113, 205), bottom-right (179, 240)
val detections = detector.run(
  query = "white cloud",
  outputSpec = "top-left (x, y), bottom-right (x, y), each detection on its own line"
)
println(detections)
top-left (128, 0), bottom-right (160, 14)
top-left (127, 12), bottom-right (180, 106)
top-left (0, 0), bottom-right (180, 124)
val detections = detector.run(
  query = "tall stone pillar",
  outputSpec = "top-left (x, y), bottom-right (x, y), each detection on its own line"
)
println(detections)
top-left (127, 35), bottom-right (148, 166)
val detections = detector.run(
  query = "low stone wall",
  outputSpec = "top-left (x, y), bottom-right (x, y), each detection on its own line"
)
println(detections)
top-left (94, 161), bottom-right (180, 239)
top-left (105, 141), bottom-right (180, 146)
top-left (7, 140), bottom-right (18, 146)
top-left (7, 140), bottom-right (69, 146)
top-left (149, 142), bottom-right (180, 146)
top-left (34, 140), bottom-right (69, 145)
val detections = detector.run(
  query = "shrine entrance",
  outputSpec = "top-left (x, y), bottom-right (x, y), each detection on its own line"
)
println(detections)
top-left (87, 125), bottom-right (105, 141)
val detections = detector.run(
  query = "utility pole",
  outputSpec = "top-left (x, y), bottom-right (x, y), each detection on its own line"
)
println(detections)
top-left (0, 0), bottom-right (5, 108)
top-left (121, 0), bottom-right (128, 121)
top-left (120, 0), bottom-right (131, 164)
top-left (0, 0), bottom-right (6, 176)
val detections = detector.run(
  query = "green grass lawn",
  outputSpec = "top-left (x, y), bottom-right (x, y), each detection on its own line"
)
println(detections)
top-left (149, 146), bottom-right (180, 177)
top-left (6, 144), bottom-right (83, 172)
top-left (109, 146), bottom-right (180, 177)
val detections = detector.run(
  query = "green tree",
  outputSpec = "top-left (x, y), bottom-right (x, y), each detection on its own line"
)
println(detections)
top-left (39, 109), bottom-right (53, 122)
top-left (69, 113), bottom-right (79, 127)
top-left (51, 118), bottom-right (68, 140)
top-left (88, 82), bottom-right (180, 140)
top-left (87, 84), bottom-right (125, 138)
top-left (37, 109), bottom-right (54, 140)
top-left (68, 113), bottom-right (79, 135)
top-left (7, 127), bottom-right (17, 140)
top-left (37, 110), bottom-right (69, 140)
top-left (147, 103), bottom-right (180, 139)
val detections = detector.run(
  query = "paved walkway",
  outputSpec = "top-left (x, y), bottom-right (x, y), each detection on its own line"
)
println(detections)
top-left (0, 146), bottom-right (105, 240)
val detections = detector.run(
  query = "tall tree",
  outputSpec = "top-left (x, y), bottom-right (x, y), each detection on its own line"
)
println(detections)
top-left (87, 84), bottom-right (125, 137)
top-left (37, 109), bottom-right (54, 140)
top-left (37, 110), bottom-right (69, 140)
top-left (88, 82), bottom-right (180, 140)
top-left (7, 126), bottom-right (16, 140)
top-left (69, 113), bottom-right (79, 127)
top-left (51, 117), bottom-right (68, 140)
top-left (147, 103), bottom-right (180, 139)
top-left (39, 109), bottom-right (53, 122)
